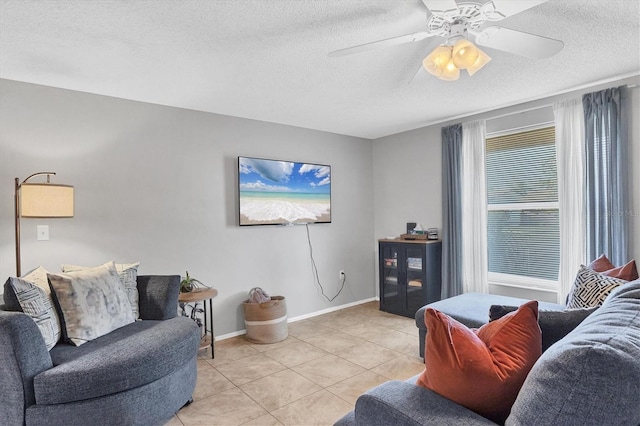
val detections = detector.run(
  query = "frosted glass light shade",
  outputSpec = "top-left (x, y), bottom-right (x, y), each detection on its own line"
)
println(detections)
top-left (20, 183), bottom-right (74, 217)
top-left (452, 39), bottom-right (480, 69)
top-left (466, 47), bottom-right (492, 76)
top-left (423, 46), bottom-right (453, 77)
top-left (424, 41), bottom-right (488, 81)
top-left (440, 59), bottom-right (460, 81)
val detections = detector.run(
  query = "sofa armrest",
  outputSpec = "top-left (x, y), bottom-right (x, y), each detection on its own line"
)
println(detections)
top-left (353, 381), bottom-right (496, 426)
top-left (137, 275), bottom-right (180, 320)
top-left (0, 310), bottom-right (53, 424)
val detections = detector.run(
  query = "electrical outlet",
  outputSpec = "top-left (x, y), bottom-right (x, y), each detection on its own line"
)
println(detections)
top-left (339, 270), bottom-right (345, 280)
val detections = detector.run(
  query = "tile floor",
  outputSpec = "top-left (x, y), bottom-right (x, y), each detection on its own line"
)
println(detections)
top-left (165, 301), bottom-right (425, 426)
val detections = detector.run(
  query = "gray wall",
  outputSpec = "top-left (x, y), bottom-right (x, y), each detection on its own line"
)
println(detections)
top-left (0, 79), bottom-right (375, 337)
top-left (2, 75), bottom-right (638, 331)
top-left (372, 75), bottom-right (640, 302)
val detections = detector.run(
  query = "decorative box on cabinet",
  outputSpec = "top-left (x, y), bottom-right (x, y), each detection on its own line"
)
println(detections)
top-left (378, 239), bottom-right (442, 318)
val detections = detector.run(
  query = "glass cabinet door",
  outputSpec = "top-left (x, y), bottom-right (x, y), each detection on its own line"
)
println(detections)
top-left (380, 245), bottom-right (400, 313)
top-left (405, 247), bottom-right (425, 314)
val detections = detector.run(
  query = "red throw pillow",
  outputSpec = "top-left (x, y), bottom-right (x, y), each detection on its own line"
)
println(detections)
top-left (589, 254), bottom-right (639, 281)
top-left (602, 260), bottom-right (638, 281)
top-left (589, 254), bottom-right (616, 272)
top-left (417, 301), bottom-right (542, 424)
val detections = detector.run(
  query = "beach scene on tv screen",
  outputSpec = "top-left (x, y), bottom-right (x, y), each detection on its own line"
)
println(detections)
top-left (239, 157), bottom-right (331, 225)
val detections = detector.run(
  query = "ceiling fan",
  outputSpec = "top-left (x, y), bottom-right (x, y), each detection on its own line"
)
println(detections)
top-left (329, 0), bottom-right (564, 81)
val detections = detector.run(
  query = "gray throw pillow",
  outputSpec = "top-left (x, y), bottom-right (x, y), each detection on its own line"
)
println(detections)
top-left (9, 266), bottom-right (62, 350)
top-left (48, 262), bottom-right (134, 346)
top-left (62, 261), bottom-right (140, 319)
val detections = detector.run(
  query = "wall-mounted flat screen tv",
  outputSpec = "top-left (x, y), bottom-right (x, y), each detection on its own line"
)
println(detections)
top-left (238, 156), bottom-right (331, 226)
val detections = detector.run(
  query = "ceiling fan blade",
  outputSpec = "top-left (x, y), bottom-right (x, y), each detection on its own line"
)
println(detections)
top-left (421, 0), bottom-right (459, 15)
top-left (475, 26), bottom-right (564, 59)
top-left (409, 63), bottom-right (426, 85)
top-left (481, 0), bottom-right (548, 21)
top-left (328, 31), bottom-right (434, 57)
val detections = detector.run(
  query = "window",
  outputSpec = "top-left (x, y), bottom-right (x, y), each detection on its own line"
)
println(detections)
top-left (485, 125), bottom-right (559, 289)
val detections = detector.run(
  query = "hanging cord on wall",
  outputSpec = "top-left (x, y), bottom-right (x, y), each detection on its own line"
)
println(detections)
top-left (305, 224), bottom-right (346, 302)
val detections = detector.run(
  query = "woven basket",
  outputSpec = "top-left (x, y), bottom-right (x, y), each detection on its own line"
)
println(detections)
top-left (400, 233), bottom-right (429, 240)
top-left (242, 296), bottom-right (288, 344)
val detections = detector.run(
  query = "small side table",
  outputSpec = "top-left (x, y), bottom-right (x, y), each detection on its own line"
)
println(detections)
top-left (179, 288), bottom-right (218, 359)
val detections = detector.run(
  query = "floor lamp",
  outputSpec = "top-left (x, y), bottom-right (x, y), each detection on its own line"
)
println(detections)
top-left (14, 172), bottom-right (74, 276)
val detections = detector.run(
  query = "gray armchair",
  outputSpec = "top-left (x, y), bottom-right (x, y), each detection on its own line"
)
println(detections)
top-left (1, 275), bottom-right (200, 426)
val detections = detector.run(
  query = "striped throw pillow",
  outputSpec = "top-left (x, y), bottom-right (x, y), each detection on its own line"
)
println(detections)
top-left (10, 266), bottom-right (62, 350)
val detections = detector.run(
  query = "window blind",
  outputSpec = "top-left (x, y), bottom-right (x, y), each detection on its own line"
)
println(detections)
top-left (486, 127), bottom-right (557, 204)
top-left (486, 126), bottom-right (560, 282)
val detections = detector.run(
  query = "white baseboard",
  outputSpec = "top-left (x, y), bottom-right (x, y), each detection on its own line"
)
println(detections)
top-left (214, 297), bottom-right (378, 342)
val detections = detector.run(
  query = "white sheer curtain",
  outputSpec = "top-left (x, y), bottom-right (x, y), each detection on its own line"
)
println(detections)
top-left (554, 98), bottom-right (585, 303)
top-left (461, 120), bottom-right (488, 294)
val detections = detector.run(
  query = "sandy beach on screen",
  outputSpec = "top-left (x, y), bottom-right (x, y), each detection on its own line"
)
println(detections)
top-left (240, 199), bottom-right (330, 224)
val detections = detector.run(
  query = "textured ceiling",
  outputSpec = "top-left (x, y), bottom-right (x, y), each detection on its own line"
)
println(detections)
top-left (1, 0), bottom-right (639, 139)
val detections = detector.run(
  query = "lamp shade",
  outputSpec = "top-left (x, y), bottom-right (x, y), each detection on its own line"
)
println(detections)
top-left (20, 183), bottom-right (74, 217)
top-left (452, 39), bottom-right (480, 69)
top-left (466, 46), bottom-right (492, 76)
top-left (440, 58), bottom-right (461, 81)
top-left (423, 46), bottom-right (453, 77)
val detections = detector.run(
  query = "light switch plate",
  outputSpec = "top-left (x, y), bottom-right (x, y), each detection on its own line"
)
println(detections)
top-left (37, 225), bottom-right (49, 241)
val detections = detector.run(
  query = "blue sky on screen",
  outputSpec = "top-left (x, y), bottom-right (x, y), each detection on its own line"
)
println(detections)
top-left (239, 157), bottom-right (330, 193)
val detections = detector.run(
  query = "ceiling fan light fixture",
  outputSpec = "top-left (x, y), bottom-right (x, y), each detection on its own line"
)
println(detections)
top-left (422, 45), bottom-right (453, 77)
top-left (452, 38), bottom-right (480, 69)
top-left (440, 58), bottom-right (460, 81)
top-left (466, 46), bottom-right (491, 76)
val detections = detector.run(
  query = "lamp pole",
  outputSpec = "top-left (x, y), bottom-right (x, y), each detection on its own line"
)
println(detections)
top-left (14, 177), bottom-right (21, 276)
top-left (14, 172), bottom-right (57, 277)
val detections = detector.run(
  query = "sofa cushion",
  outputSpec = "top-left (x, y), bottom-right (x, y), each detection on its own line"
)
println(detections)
top-left (489, 305), bottom-right (598, 352)
top-left (417, 301), bottom-right (542, 424)
top-left (62, 261), bottom-right (141, 319)
top-left (507, 279), bottom-right (640, 426)
top-left (48, 262), bottom-right (135, 346)
top-left (346, 380), bottom-right (496, 426)
top-left (34, 316), bottom-right (200, 405)
top-left (566, 265), bottom-right (627, 309)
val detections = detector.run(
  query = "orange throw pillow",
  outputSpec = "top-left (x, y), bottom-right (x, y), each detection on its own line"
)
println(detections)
top-left (417, 300), bottom-right (542, 424)
top-left (589, 254), bottom-right (639, 281)
top-left (589, 254), bottom-right (616, 272)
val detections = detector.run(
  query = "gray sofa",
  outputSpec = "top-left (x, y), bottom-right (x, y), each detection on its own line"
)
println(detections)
top-left (0, 275), bottom-right (201, 426)
top-left (336, 279), bottom-right (640, 425)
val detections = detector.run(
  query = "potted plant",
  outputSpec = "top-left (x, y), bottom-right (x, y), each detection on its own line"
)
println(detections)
top-left (180, 271), bottom-right (205, 293)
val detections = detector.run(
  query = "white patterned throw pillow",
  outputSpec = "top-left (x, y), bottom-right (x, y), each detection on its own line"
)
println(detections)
top-left (62, 261), bottom-right (140, 319)
top-left (566, 265), bottom-right (627, 309)
top-left (10, 266), bottom-right (62, 350)
top-left (48, 262), bottom-right (135, 346)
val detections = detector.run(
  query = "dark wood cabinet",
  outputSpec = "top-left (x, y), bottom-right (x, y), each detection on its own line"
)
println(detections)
top-left (378, 239), bottom-right (442, 318)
